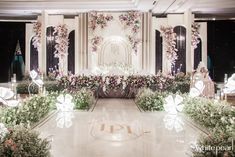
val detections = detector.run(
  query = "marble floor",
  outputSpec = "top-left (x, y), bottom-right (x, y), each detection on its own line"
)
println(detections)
top-left (35, 98), bottom-right (204, 157)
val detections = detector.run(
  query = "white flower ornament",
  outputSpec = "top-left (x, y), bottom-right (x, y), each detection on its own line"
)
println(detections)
top-left (164, 95), bottom-right (184, 115)
top-left (56, 94), bottom-right (74, 112)
top-left (189, 80), bottom-right (205, 97)
top-left (0, 87), bottom-right (19, 107)
top-left (30, 70), bottom-right (44, 87)
top-left (224, 74), bottom-right (235, 93)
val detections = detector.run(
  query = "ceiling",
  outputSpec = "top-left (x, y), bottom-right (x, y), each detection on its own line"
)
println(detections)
top-left (0, 0), bottom-right (234, 20)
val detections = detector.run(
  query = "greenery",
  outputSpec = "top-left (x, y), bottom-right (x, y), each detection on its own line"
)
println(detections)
top-left (135, 88), bottom-right (167, 111)
top-left (0, 94), bottom-right (55, 127)
top-left (72, 89), bottom-right (94, 110)
top-left (169, 72), bottom-right (190, 93)
top-left (17, 81), bottom-right (62, 94)
top-left (183, 97), bottom-right (235, 157)
top-left (0, 126), bottom-right (50, 157)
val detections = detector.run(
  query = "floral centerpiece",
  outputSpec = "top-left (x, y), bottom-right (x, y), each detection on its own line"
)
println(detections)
top-left (160, 26), bottom-right (178, 66)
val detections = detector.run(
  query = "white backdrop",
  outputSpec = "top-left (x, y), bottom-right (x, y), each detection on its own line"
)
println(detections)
top-left (88, 12), bottom-right (142, 71)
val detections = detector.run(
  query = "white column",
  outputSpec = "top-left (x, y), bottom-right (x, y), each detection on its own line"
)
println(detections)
top-left (25, 23), bottom-right (34, 72)
top-left (184, 10), bottom-right (193, 72)
top-left (75, 16), bottom-right (80, 74)
top-left (40, 11), bottom-right (48, 74)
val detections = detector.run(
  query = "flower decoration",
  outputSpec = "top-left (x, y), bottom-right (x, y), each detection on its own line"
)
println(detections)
top-left (56, 94), bottom-right (74, 112)
top-left (89, 11), bottom-right (113, 31)
top-left (119, 11), bottom-right (142, 55)
top-left (189, 80), bottom-right (204, 97)
top-left (91, 36), bottom-right (103, 52)
top-left (163, 114), bottom-right (184, 132)
top-left (0, 123), bottom-right (8, 142)
top-left (164, 95), bottom-right (184, 115)
top-left (224, 73), bottom-right (235, 93)
top-left (160, 26), bottom-right (178, 65)
top-left (119, 11), bottom-right (141, 33)
top-left (0, 87), bottom-right (19, 107)
top-left (53, 24), bottom-right (69, 59)
top-left (56, 111), bottom-right (74, 128)
top-left (32, 21), bottom-right (42, 51)
top-left (29, 70), bottom-right (44, 87)
top-left (127, 35), bottom-right (141, 55)
top-left (191, 23), bottom-right (200, 49)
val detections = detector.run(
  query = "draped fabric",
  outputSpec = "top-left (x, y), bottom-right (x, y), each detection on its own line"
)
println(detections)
top-left (174, 26), bottom-right (186, 73)
top-left (68, 30), bottom-right (75, 74)
top-left (155, 30), bottom-right (163, 74)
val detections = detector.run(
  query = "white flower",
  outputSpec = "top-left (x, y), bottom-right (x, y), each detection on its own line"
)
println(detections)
top-left (29, 70), bottom-right (44, 87)
top-left (189, 81), bottom-right (205, 97)
top-left (164, 95), bottom-right (184, 115)
top-left (0, 123), bottom-right (8, 141)
top-left (56, 112), bottom-right (74, 128)
top-left (0, 87), bottom-right (14, 100)
top-left (0, 87), bottom-right (20, 107)
top-left (163, 114), bottom-right (184, 132)
top-left (56, 94), bottom-right (74, 112)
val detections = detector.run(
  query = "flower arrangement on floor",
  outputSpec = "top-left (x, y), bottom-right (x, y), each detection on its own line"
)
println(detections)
top-left (32, 21), bottom-right (42, 51)
top-left (183, 97), bottom-right (235, 157)
top-left (135, 88), bottom-right (167, 111)
top-left (0, 125), bottom-right (50, 157)
top-left (0, 94), bottom-right (55, 127)
top-left (72, 89), bottom-right (94, 110)
top-left (54, 24), bottom-right (69, 58)
top-left (89, 11), bottom-right (113, 31)
top-left (102, 75), bottom-right (126, 92)
top-left (59, 75), bottom-right (101, 92)
top-left (160, 26), bottom-right (178, 65)
top-left (91, 36), bottom-right (103, 52)
top-left (191, 23), bottom-right (200, 49)
top-left (119, 11), bottom-right (142, 54)
top-left (57, 73), bottom-right (190, 97)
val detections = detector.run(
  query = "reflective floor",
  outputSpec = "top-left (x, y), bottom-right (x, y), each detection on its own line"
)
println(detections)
top-left (35, 99), bottom-right (203, 157)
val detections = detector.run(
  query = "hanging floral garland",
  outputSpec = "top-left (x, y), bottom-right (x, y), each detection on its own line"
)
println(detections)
top-left (89, 11), bottom-right (113, 31)
top-left (160, 26), bottom-right (178, 65)
top-left (119, 11), bottom-right (141, 33)
top-left (127, 35), bottom-right (141, 55)
top-left (53, 24), bottom-right (69, 59)
top-left (119, 11), bottom-right (141, 54)
top-left (191, 23), bottom-right (200, 49)
top-left (91, 36), bottom-right (103, 52)
top-left (32, 21), bottom-right (42, 51)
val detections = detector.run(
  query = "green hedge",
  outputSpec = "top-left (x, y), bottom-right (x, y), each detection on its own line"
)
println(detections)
top-left (0, 94), bottom-right (55, 127)
top-left (183, 97), bottom-right (235, 157)
top-left (135, 89), bottom-right (167, 111)
top-left (17, 81), bottom-right (62, 94)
